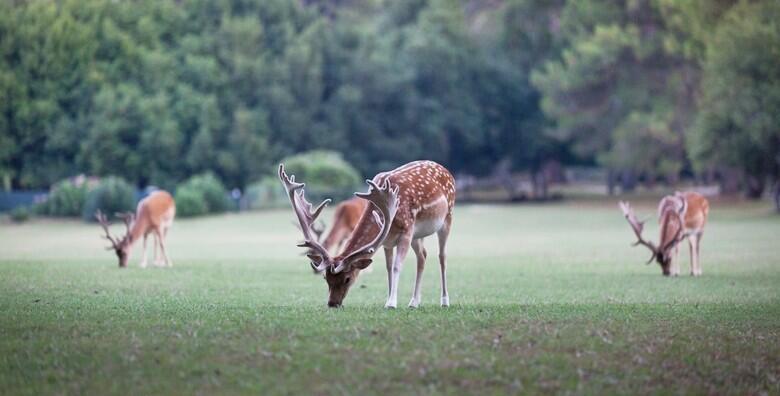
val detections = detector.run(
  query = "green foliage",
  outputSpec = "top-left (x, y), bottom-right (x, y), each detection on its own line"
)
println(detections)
top-left (244, 176), bottom-right (288, 210)
top-left (174, 188), bottom-right (209, 218)
top-left (175, 173), bottom-right (229, 217)
top-left (282, 150), bottom-right (361, 202)
top-left (9, 206), bottom-right (31, 223)
top-left (38, 177), bottom-right (95, 217)
top-left (81, 176), bottom-right (136, 222)
top-left (689, 1), bottom-right (780, 196)
top-left (0, 0), bottom-right (778, 198)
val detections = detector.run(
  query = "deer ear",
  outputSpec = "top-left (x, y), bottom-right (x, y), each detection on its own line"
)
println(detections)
top-left (351, 258), bottom-right (372, 270)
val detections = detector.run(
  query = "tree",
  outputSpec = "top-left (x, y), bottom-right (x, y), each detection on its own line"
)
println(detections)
top-left (688, 1), bottom-right (780, 204)
top-left (531, 0), bottom-right (695, 192)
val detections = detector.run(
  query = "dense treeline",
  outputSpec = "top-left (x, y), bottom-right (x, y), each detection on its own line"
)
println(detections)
top-left (0, 0), bottom-right (778, 202)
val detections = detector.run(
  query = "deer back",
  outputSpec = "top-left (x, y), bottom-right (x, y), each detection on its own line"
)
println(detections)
top-left (337, 161), bottom-right (455, 257)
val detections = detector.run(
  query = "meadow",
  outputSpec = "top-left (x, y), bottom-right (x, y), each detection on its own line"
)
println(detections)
top-left (0, 199), bottom-right (778, 395)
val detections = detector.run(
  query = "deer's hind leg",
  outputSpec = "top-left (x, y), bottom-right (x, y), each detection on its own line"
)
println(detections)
top-left (437, 213), bottom-right (452, 307)
top-left (158, 227), bottom-right (172, 267)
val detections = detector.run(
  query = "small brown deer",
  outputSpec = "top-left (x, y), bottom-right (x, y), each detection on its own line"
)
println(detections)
top-left (619, 192), bottom-right (709, 276)
top-left (279, 160), bottom-right (456, 308)
top-left (96, 190), bottom-right (176, 268)
top-left (319, 197), bottom-right (369, 255)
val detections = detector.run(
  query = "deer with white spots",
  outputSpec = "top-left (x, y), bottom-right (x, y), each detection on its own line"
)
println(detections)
top-left (279, 160), bottom-right (456, 308)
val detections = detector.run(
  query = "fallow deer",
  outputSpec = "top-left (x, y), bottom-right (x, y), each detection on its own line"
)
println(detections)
top-left (279, 160), bottom-right (455, 308)
top-left (619, 192), bottom-right (709, 276)
top-left (96, 190), bottom-right (176, 268)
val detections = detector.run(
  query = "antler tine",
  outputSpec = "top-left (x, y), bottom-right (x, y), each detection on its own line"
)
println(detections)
top-left (619, 201), bottom-right (658, 264)
top-left (334, 179), bottom-right (399, 273)
top-left (278, 164), bottom-right (332, 271)
top-left (95, 210), bottom-right (119, 250)
top-left (115, 212), bottom-right (134, 236)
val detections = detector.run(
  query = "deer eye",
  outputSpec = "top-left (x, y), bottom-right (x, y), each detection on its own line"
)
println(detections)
top-left (344, 276), bottom-right (351, 285)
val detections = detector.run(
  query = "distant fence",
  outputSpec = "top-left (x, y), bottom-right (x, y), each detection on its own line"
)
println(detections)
top-left (0, 190), bottom-right (49, 212)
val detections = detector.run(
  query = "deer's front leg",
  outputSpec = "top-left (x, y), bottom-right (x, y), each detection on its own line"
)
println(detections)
top-left (408, 238), bottom-right (427, 308)
top-left (386, 231), bottom-right (412, 309)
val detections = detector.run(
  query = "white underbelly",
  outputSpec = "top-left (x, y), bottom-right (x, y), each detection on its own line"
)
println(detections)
top-left (412, 196), bottom-right (448, 239)
top-left (413, 218), bottom-right (444, 239)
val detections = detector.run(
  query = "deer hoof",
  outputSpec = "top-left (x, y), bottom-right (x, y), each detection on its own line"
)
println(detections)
top-left (408, 300), bottom-right (420, 308)
top-left (384, 301), bottom-right (397, 309)
top-left (440, 296), bottom-right (449, 307)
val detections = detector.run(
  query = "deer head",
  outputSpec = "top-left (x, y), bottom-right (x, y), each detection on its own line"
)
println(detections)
top-left (619, 200), bottom-right (687, 276)
top-left (96, 210), bottom-right (134, 268)
top-left (279, 164), bottom-right (398, 307)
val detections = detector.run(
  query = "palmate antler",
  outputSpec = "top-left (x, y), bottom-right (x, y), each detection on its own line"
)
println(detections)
top-left (278, 164), bottom-right (332, 272)
top-left (332, 178), bottom-right (399, 274)
top-left (618, 201), bottom-right (658, 264)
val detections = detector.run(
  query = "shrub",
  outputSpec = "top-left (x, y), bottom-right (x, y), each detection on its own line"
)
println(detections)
top-left (10, 206), bottom-right (32, 223)
top-left (245, 151), bottom-right (361, 210)
top-left (174, 188), bottom-right (209, 217)
top-left (38, 175), bottom-right (98, 217)
top-left (244, 176), bottom-right (288, 210)
top-left (175, 173), bottom-right (229, 216)
top-left (82, 176), bottom-right (136, 222)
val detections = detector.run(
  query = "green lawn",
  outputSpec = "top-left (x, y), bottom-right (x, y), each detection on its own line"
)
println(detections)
top-left (0, 200), bottom-right (778, 395)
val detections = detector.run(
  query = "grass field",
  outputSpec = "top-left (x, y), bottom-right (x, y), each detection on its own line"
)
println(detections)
top-left (1, 199), bottom-right (778, 395)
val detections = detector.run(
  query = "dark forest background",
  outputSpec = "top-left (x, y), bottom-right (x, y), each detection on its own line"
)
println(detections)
top-left (1, 0), bottom-right (778, 201)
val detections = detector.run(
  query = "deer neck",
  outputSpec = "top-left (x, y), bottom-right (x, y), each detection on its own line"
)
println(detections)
top-left (121, 216), bottom-right (148, 248)
top-left (658, 209), bottom-right (682, 252)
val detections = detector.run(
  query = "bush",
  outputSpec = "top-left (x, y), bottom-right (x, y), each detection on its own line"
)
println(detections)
top-left (10, 206), bottom-right (32, 223)
top-left (249, 150), bottom-right (361, 209)
top-left (244, 176), bottom-right (288, 210)
top-left (82, 176), bottom-right (136, 222)
top-left (38, 175), bottom-right (98, 217)
top-left (174, 188), bottom-right (209, 217)
top-left (175, 173), bottom-right (229, 217)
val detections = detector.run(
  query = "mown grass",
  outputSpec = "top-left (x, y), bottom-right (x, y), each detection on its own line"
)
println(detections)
top-left (0, 200), bottom-right (778, 395)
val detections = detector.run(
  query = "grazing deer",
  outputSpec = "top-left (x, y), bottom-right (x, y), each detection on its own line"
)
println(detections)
top-left (279, 160), bottom-right (456, 308)
top-left (619, 192), bottom-right (709, 276)
top-left (96, 190), bottom-right (176, 268)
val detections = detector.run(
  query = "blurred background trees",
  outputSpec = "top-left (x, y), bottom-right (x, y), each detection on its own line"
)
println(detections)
top-left (0, 0), bottom-right (777, 206)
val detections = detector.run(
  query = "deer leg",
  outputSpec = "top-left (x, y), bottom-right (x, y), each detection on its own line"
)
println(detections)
top-left (152, 231), bottom-right (161, 266)
top-left (437, 214), bottom-right (452, 307)
top-left (158, 228), bottom-right (172, 267)
top-left (384, 247), bottom-right (394, 298)
top-left (688, 236), bottom-right (696, 276)
top-left (408, 238), bottom-right (427, 308)
top-left (139, 233), bottom-right (149, 268)
top-left (386, 232), bottom-right (412, 309)
top-left (694, 232), bottom-right (703, 276)
top-left (670, 245), bottom-right (680, 276)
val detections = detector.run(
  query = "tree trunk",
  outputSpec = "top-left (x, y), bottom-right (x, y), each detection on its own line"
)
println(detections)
top-left (607, 169), bottom-right (616, 196)
top-left (718, 167), bottom-right (741, 195)
top-left (744, 174), bottom-right (765, 199)
top-left (774, 181), bottom-right (780, 212)
top-left (620, 170), bottom-right (637, 193)
top-left (532, 170), bottom-right (548, 200)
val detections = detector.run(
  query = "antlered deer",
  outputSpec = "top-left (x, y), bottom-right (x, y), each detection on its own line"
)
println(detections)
top-left (96, 190), bottom-right (176, 268)
top-left (619, 192), bottom-right (709, 276)
top-left (279, 160), bottom-right (455, 308)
